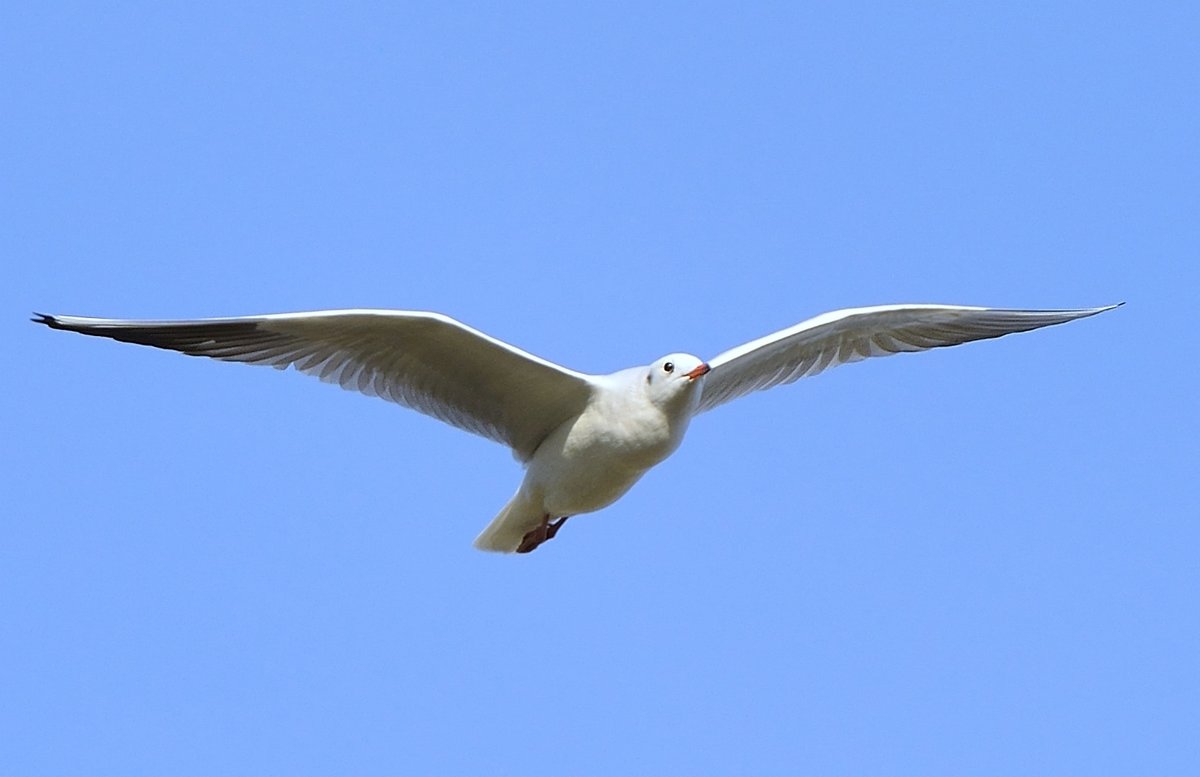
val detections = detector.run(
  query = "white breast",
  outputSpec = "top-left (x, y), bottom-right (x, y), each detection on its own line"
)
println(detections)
top-left (523, 385), bottom-right (692, 517)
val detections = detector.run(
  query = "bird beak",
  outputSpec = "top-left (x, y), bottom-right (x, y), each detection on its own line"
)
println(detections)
top-left (685, 363), bottom-right (711, 381)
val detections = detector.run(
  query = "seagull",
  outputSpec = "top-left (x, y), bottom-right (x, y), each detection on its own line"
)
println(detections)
top-left (33, 303), bottom-right (1118, 553)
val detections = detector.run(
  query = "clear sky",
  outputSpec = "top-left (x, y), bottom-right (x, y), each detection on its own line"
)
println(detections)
top-left (5, 3), bottom-right (1196, 775)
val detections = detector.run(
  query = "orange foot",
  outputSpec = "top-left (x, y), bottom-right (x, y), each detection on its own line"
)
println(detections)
top-left (516, 515), bottom-right (571, 553)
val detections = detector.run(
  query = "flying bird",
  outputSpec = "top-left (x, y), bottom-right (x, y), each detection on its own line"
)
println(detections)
top-left (34, 303), bottom-right (1118, 553)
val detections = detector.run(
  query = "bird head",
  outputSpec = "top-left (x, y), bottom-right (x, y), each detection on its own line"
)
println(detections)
top-left (644, 353), bottom-right (710, 408)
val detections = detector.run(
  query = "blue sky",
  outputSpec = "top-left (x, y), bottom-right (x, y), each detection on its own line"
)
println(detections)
top-left (4, 2), bottom-right (1196, 774)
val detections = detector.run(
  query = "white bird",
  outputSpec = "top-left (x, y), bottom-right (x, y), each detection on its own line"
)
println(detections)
top-left (34, 303), bottom-right (1118, 553)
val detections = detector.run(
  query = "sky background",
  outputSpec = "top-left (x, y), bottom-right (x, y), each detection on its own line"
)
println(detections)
top-left (4, 2), bottom-right (1197, 774)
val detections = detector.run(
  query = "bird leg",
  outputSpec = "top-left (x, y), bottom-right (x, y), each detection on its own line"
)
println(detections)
top-left (544, 515), bottom-right (569, 540)
top-left (516, 515), bottom-right (571, 553)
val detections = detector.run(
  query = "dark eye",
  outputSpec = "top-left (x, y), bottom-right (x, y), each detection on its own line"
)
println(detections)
top-left (663, 362), bottom-right (674, 373)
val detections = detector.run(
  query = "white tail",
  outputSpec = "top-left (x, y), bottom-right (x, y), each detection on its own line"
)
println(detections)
top-left (473, 491), bottom-right (546, 553)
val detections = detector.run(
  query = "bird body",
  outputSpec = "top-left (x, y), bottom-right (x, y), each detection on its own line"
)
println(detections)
top-left (484, 356), bottom-right (707, 547)
top-left (33, 304), bottom-right (1119, 553)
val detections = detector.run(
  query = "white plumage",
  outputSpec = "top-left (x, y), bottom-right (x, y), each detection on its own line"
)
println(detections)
top-left (34, 303), bottom-right (1119, 553)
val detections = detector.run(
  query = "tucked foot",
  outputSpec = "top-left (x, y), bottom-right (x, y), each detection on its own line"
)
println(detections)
top-left (516, 515), bottom-right (571, 553)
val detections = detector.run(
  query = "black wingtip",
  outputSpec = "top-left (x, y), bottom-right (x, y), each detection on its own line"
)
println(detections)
top-left (31, 312), bottom-right (55, 326)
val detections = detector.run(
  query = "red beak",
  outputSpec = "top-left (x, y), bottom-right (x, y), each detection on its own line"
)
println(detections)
top-left (685, 363), bottom-right (711, 380)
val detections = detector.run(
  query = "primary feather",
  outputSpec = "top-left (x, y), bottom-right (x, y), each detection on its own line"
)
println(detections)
top-left (697, 304), bottom-right (1119, 412)
top-left (33, 310), bottom-right (596, 461)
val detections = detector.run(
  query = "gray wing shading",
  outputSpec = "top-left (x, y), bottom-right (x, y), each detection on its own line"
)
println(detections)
top-left (697, 303), bottom-right (1121, 413)
top-left (34, 309), bottom-right (597, 460)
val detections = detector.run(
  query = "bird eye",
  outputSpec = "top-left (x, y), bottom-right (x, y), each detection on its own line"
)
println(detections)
top-left (663, 362), bottom-right (674, 373)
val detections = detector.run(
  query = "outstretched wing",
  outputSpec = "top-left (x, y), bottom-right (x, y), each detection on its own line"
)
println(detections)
top-left (697, 304), bottom-right (1120, 413)
top-left (34, 309), bottom-right (597, 460)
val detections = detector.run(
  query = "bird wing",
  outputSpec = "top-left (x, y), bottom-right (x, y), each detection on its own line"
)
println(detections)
top-left (696, 303), bottom-right (1120, 413)
top-left (34, 309), bottom-right (597, 461)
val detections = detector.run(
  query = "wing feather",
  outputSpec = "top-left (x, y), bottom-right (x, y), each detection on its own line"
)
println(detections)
top-left (697, 303), bottom-right (1120, 413)
top-left (33, 309), bottom-right (596, 460)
